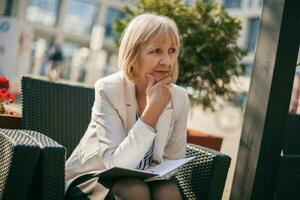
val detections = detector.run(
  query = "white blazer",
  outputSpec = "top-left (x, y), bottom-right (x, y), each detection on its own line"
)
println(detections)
top-left (65, 71), bottom-right (189, 198)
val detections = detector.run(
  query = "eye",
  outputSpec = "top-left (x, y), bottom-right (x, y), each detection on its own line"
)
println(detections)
top-left (169, 48), bottom-right (177, 54)
top-left (154, 48), bottom-right (161, 54)
top-left (150, 48), bottom-right (161, 54)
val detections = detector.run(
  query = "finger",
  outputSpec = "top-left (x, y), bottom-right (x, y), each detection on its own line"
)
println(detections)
top-left (146, 74), bottom-right (155, 88)
top-left (156, 76), bottom-right (172, 85)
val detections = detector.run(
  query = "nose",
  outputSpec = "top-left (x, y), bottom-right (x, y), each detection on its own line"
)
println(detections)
top-left (160, 53), bottom-right (172, 66)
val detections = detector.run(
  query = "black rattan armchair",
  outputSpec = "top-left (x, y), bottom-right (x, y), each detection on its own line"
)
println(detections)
top-left (0, 129), bottom-right (65, 200)
top-left (0, 129), bottom-right (40, 200)
top-left (7, 76), bottom-right (231, 200)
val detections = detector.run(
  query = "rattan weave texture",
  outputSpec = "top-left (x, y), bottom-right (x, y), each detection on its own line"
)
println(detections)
top-left (25, 130), bottom-right (66, 200)
top-left (0, 129), bottom-right (40, 200)
top-left (21, 76), bottom-right (231, 200)
top-left (22, 77), bottom-right (94, 158)
top-left (173, 144), bottom-right (231, 200)
top-left (0, 132), bottom-right (14, 200)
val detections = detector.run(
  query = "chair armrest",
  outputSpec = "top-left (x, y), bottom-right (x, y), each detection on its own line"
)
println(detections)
top-left (0, 129), bottom-right (41, 200)
top-left (0, 129), bottom-right (66, 200)
top-left (25, 130), bottom-right (66, 200)
top-left (173, 143), bottom-right (231, 200)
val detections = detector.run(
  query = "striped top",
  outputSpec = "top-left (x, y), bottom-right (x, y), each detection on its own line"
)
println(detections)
top-left (135, 112), bottom-right (154, 170)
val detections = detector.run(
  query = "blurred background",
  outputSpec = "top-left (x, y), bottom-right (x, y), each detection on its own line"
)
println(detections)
top-left (4, 0), bottom-right (299, 199)
top-left (0, 0), bottom-right (262, 125)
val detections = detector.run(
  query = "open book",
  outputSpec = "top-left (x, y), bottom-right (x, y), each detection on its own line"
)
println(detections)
top-left (93, 156), bottom-right (195, 182)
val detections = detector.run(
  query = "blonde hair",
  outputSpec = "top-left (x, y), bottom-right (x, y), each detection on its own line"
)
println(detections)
top-left (118, 13), bottom-right (180, 83)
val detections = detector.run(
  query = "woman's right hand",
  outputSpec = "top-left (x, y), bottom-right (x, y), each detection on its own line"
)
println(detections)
top-left (140, 74), bottom-right (172, 128)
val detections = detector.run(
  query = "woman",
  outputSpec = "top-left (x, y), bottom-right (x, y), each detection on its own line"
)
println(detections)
top-left (65, 13), bottom-right (190, 200)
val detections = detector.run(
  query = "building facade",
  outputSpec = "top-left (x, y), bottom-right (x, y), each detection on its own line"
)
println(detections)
top-left (221, 0), bottom-right (263, 76)
top-left (1, 0), bottom-right (263, 86)
top-left (1, 0), bottom-right (133, 86)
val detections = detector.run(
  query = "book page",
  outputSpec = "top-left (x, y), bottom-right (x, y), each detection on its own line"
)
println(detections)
top-left (145, 156), bottom-right (195, 177)
top-left (93, 156), bottom-right (195, 181)
top-left (94, 167), bottom-right (158, 180)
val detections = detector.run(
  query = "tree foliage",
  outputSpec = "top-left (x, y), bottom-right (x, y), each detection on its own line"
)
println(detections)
top-left (114, 0), bottom-right (246, 110)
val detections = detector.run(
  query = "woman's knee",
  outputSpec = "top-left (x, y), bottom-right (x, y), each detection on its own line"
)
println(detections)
top-left (112, 177), bottom-right (151, 200)
top-left (151, 181), bottom-right (182, 200)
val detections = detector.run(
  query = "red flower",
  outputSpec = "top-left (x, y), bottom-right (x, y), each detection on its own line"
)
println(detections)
top-left (0, 89), bottom-right (7, 101)
top-left (0, 76), bottom-right (9, 89)
top-left (0, 88), bottom-right (14, 103)
top-left (0, 89), bottom-right (6, 101)
top-left (5, 92), bottom-right (14, 103)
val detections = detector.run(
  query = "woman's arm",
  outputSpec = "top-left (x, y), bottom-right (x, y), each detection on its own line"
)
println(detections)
top-left (92, 74), bottom-right (172, 169)
top-left (163, 90), bottom-right (190, 160)
top-left (92, 86), bottom-right (156, 169)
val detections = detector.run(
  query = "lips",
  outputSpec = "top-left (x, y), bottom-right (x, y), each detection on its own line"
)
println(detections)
top-left (152, 71), bottom-right (170, 82)
top-left (153, 71), bottom-right (169, 75)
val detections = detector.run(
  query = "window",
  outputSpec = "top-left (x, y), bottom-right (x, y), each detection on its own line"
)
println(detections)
top-left (247, 0), bottom-right (254, 8)
top-left (247, 18), bottom-right (260, 52)
top-left (248, 0), bottom-right (263, 8)
top-left (61, 42), bottom-right (79, 60)
top-left (30, 37), bottom-right (52, 75)
top-left (61, 42), bottom-right (81, 79)
top-left (26, 0), bottom-right (60, 26)
top-left (64, 0), bottom-right (98, 35)
top-left (223, 0), bottom-right (242, 9)
top-left (244, 63), bottom-right (253, 77)
top-left (105, 7), bottom-right (126, 39)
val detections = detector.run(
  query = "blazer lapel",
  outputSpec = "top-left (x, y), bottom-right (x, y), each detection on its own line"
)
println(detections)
top-left (153, 101), bottom-right (173, 163)
top-left (125, 79), bottom-right (137, 134)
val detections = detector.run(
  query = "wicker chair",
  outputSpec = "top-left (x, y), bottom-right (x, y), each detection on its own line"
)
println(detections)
top-left (0, 129), bottom-right (65, 200)
top-left (0, 129), bottom-right (40, 200)
top-left (19, 76), bottom-right (231, 200)
top-left (25, 129), bottom-right (65, 200)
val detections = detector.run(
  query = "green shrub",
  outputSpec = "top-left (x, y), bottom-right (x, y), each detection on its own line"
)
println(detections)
top-left (114, 0), bottom-right (246, 110)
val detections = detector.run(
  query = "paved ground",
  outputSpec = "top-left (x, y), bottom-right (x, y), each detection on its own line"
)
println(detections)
top-left (188, 105), bottom-right (243, 200)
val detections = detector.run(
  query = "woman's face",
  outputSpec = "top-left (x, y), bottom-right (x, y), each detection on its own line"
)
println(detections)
top-left (134, 37), bottom-right (178, 88)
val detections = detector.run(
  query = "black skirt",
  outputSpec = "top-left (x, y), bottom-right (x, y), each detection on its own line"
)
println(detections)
top-left (65, 174), bottom-right (116, 200)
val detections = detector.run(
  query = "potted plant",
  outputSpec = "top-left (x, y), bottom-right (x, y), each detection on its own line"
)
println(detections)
top-left (0, 76), bottom-right (21, 128)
